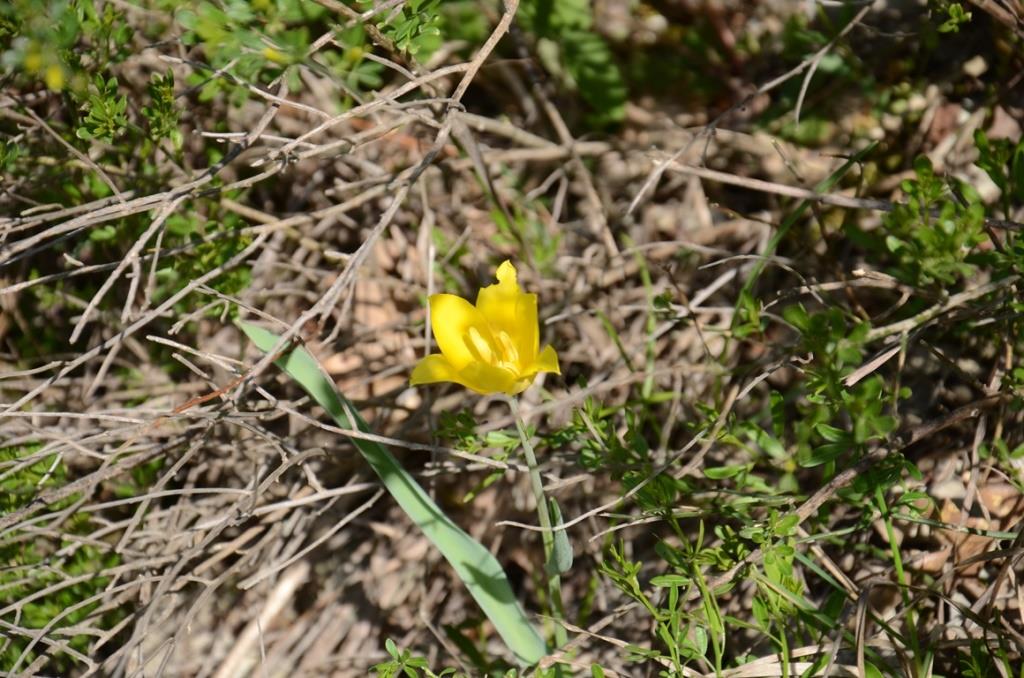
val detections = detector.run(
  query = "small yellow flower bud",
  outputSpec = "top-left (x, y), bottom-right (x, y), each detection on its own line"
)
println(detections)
top-left (44, 65), bottom-right (64, 91)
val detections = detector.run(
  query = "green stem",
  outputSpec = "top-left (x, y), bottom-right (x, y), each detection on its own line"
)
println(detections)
top-left (875, 484), bottom-right (921, 676)
top-left (508, 396), bottom-right (567, 651)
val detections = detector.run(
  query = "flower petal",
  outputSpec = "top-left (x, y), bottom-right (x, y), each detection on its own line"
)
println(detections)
top-left (507, 377), bottom-right (533, 395)
top-left (533, 344), bottom-right (561, 375)
top-left (476, 260), bottom-right (539, 366)
top-left (410, 354), bottom-right (459, 386)
top-left (429, 293), bottom-right (497, 370)
top-left (457, 362), bottom-right (519, 395)
top-left (411, 354), bottom-right (517, 394)
top-left (514, 345), bottom-right (560, 386)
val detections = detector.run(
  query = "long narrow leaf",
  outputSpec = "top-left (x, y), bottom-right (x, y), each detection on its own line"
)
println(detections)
top-left (740, 140), bottom-right (878, 296)
top-left (238, 322), bottom-right (548, 666)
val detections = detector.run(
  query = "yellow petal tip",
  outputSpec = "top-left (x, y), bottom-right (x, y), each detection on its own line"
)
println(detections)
top-left (536, 345), bottom-right (560, 375)
top-left (495, 260), bottom-right (517, 285)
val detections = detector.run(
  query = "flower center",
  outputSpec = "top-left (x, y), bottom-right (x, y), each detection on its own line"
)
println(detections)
top-left (494, 331), bottom-right (520, 371)
top-left (464, 326), bottom-right (494, 364)
top-left (463, 326), bottom-right (521, 374)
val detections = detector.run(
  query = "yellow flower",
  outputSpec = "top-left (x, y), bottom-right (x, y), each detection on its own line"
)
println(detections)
top-left (44, 64), bottom-right (64, 92)
top-left (411, 260), bottom-right (560, 395)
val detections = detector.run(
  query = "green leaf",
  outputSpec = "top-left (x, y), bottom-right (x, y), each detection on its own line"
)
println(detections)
top-left (650, 574), bottom-right (689, 587)
top-left (704, 465), bottom-right (746, 480)
top-left (813, 422), bottom-right (848, 443)
top-left (885, 235), bottom-right (905, 252)
top-left (561, 29), bottom-right (626, 126)
top-left (89, 225), bottom-right (118, 242)
top-left (239, 322), bottom-right (547, 666)
top-left (863, 661), bottom-right (884, 678)
top-left (546, 497), bottom-right (573, 575)
top-left (518, 0), bottom-right (625, 126)
top-left (1011, 143), bottom-right (1024, 202)
top-left (775, 514), bottom-right (799, 537)
top-left (755, 428), bottom-right (787, 459)
top-left (799, 442), bottom-right (846, 468)
top-left (782, 304), bottom-right (810, 332)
